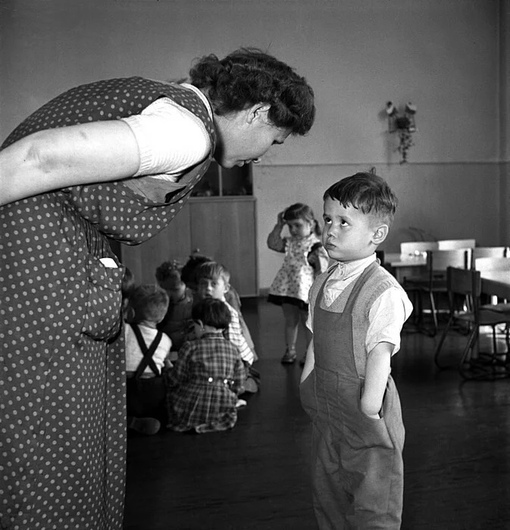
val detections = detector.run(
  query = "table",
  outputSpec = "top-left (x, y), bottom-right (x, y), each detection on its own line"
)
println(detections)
top-left (384, 252), bottom-right (427, 283)
top-left (480, 270), bottom-right (510, 299)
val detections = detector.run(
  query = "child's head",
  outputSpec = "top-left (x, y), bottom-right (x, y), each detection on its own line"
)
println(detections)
top-left (283, 203), bottom-right (321, 239)
top-left (180, 253), bottom-right (213, 291)
top-left (130, 284), bottom-right (170, 325)
top-left (155, 261), bottom-right (186, 303)
top-left (191, 298), bottom-right (232, 334)
top-left (194, 262), bottom-right (230, 301)
top-left (322, 172), bottom-right (397, 263)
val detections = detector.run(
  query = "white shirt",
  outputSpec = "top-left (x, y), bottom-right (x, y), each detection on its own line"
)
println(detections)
top-left (307, 255), bottom-right (413, 355)
top-left (125, 324), bottom-right (172, 377)
top-left (122, 83), bottom-right (213, 181)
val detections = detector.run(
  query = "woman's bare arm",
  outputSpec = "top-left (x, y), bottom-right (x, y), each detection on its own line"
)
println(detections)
top-left (0, 120), bottom-right (140, 206)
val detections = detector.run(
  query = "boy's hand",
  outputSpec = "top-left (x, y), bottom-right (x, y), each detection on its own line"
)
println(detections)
top-left (277, 211), bottom-right (286, 226)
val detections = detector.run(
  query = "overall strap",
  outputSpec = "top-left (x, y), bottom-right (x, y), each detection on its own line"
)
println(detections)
top-left (131, 324), bottom-right (163, 378)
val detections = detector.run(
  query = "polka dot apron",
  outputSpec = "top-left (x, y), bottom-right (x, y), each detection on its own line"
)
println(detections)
top-left (0, 78), bottom-right (216, 529)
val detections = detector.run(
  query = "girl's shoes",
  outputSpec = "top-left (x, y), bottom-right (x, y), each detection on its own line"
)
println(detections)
top-left (281, 349), bottom-right (297, 364)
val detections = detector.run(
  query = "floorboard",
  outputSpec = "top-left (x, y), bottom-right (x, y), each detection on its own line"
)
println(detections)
top-left (124, 298), bottom-right (510, 529)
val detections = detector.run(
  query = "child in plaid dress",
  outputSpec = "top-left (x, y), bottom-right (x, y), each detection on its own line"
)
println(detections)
top-left (166, 298), bottom-right (246, 433)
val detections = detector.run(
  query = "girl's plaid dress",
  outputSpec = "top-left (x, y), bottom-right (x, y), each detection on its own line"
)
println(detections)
top-left (166, 331), bottom-right (246, 433)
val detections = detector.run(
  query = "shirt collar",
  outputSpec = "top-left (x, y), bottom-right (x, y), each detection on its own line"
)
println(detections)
top-left (329, 253), bottom-right (377, 281)
top-left (181, 83), bottom-right (213, 119)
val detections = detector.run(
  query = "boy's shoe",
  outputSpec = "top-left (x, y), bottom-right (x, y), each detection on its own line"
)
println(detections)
top-left (281, 349), bottom-right (297, 364)
top-left (236, 398), bottom-right (247, 408)
top-left (128, 417), bottom-right (161, 435)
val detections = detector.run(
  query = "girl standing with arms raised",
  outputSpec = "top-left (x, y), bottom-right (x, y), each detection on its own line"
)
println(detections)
top-left (267, 203), bottom-right (329, 364)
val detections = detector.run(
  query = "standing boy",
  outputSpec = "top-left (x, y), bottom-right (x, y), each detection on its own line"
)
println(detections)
top-left (300, 172), bottom-right (413, 529)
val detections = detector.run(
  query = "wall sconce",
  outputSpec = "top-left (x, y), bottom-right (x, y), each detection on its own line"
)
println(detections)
top-left (386, 101), bottom-right (417, 164)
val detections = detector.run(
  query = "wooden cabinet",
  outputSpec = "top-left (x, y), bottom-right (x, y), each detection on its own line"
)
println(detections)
top-left (120, 197), bottom-right (258, 296)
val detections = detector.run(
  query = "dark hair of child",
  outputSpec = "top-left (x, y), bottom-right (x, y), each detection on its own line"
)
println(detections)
top-left (323, 172), bottom-right (398, 226)
top-left (195, 261), bottom-right (230, 284)
top-left (155, 261), bottom-right (181, 285)
top-left (192, 298), bottom-right (232, 330)
top-left (282, 202), bottom-right (322, 236)
top-left (180, 254), bottom-right (212, 288)
top-left (130, 284), bottom-right (170, 324)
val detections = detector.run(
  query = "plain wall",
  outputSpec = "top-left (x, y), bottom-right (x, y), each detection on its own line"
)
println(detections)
top-left (1, 0), bottom-right (508, 291)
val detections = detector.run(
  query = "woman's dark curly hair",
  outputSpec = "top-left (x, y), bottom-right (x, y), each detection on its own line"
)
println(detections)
top-left (189, 47), bottom-right (315, 135)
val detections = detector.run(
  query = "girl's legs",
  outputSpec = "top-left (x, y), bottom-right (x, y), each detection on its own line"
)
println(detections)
top-left (281, 303), bottom-right (301, 364)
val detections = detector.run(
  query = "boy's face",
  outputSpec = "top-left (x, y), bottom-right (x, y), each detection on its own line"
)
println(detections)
top-left (196, 276), bottom-right (229, 301)
top-left (322, 197), bottom-right (386, 263)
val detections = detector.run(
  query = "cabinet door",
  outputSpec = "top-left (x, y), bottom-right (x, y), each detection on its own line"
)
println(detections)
top-left (189, 199), bottom-right (257, 296)
top-left (120, 203), bottom-right (191, 284)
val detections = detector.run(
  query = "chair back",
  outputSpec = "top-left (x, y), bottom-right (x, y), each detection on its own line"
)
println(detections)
top-left (400, 241), bottom-right (438, 257)
top-left (429, 249), bottom-right (471, 272)
top-left (446, 266), bottom-right (482, 315)
top-left (474, 256), bottom-right (510, 272)
top-left (437, 239), bottom-right (476, 250)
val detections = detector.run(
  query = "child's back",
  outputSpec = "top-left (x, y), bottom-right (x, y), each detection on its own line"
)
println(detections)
top-left (166, 298), bottom-right (246, 434)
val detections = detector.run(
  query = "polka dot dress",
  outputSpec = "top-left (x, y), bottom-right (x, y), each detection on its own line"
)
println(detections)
top-left (0, 78), bottom-right (216, 529)
top-left (268, 234), bottom-right (321, 303)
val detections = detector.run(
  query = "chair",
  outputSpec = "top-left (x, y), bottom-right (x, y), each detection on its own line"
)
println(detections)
top-left (437, 239), bottom-right (476, 250)
top-left (474, 256), bottom-right (510, 272)
top-left (434, 267), bottom-right (510, 380)
top-left (474, 256), bottom-right (510, 311)
top-left (471, 247), bottom-right (508, 268)
top-left (406, 249), bottom-right (471, 336)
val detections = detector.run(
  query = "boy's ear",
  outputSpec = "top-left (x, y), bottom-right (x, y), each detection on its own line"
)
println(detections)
top-left (372, 224), bottom-right (389, 245)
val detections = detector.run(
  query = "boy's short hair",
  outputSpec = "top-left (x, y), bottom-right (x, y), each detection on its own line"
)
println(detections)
top-left (192, 298), bottom-right (232, 330)
top-left (324, 172), bottom-right (398, 226)
top-left (131, 284), bottom-right (169, 323)
top-left (156, 261), bottom-right (184, 289)
top-left (180, 254), bottom-right (212, 287)
top-left (195, 261), bottom-right (231, 284)
top-left (155, 262), bottom-right (183, 289)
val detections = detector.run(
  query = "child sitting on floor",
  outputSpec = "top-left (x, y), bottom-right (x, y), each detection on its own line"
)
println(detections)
top-left (125, 284), bottom-right (172, 435)
top-left (166, 298), bottom-right (246, 433)
top-left (194, 261), bottom-right (260, 393)
top-left (155, 261), bottom-right (194, 352)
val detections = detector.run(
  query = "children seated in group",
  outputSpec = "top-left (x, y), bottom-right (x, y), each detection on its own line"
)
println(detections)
top-left (155, 261), bottom-right (194, 352)
top-left (166, 298), bottom-right (246, 434)
top-left (125, 284), bottom-right (173, 435)
top-left (194, 261), bottom-right (260, 393)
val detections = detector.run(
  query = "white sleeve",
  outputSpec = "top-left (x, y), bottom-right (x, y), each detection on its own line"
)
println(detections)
top-left (366, 287), bottom-right (413, 355)
top-left (122, 97), bottom-right (211, 178)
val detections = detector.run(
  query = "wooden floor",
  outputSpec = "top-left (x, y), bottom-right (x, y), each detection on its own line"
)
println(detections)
top-left (124, 298), bottom-right (510, 530)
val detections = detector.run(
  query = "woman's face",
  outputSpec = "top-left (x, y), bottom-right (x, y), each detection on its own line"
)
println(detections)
top-left (214, 104), bottom-right (290, 168)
